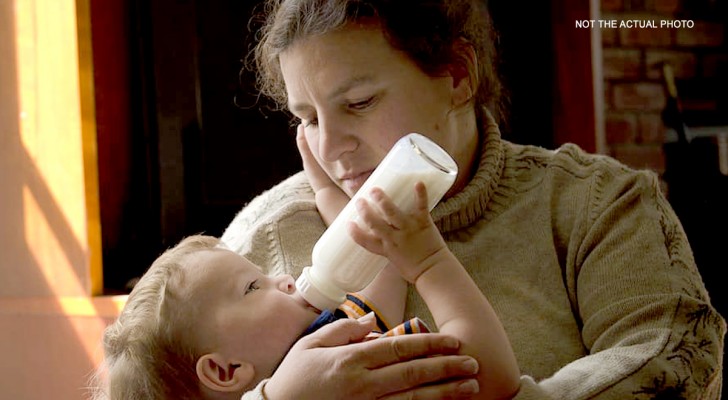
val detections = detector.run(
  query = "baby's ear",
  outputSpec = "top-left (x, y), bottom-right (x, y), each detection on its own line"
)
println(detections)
top-left (196, 353), bottom-right (255, 393)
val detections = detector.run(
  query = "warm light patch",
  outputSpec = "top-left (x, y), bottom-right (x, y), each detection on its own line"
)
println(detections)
top-left (15, 0), bottom-right (88, 259)
top-left (0, 296), bottom-right (126, 318)
top-left (12, 0), bottom-right (107, 367)
top-left (23, 185), bottom-right (87, 298)
top-left (58, 296), bottom-right (127, 318)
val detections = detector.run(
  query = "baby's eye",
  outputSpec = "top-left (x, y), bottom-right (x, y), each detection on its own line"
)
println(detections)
top-left (245, 280), bottom-right (260, 295)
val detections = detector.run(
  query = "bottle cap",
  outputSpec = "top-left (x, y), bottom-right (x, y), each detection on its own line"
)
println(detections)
top-left (408, 133), bottom-right (458, 175)
top-left (295, 267), bottom-right (345, 312)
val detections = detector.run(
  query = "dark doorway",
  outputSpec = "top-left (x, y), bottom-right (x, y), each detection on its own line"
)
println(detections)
top-left (95, 0), bottom-right (594, 293)
top-left (95, 0), bottom-right (300, 293)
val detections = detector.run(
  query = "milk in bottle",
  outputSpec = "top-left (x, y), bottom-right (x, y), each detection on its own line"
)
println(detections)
top-left (295, 133), bottom-right (458, 311)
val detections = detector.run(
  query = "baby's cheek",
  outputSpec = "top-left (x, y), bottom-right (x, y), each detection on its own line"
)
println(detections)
top-left (281, 303), bottom-right (318, 338)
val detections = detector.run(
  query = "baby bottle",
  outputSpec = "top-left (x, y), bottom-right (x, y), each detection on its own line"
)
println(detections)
top-left (295, 133), bottom-right (458, 311)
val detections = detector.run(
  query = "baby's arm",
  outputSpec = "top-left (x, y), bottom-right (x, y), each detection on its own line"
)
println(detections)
top-left (296, 126), bottom-right (405, 326)
top-left (348, 182), bottom-right (521, 399)
top-left (296, 124), bottom-right (347, 226)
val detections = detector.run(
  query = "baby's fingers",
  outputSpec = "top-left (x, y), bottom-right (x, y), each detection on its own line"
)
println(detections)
top-left (368, 187), bottom-right (406, 228)
top-left (347, 219), bottom-right (385, 256)
top-left (296, 125), bottom-right (332, 192)
top-left (414, 182), bottom-right (429, 213)
top-left (355, 197), bottom-right (396, 234)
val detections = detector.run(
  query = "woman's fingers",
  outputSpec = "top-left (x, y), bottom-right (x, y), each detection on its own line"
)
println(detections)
top-left (371, 353), bottom-right (480, 398)
top-left (296, 314), bottom-right (377, 349)
top-left (269, 325), bottom-right (478, 400)
top-left (382, 378), bottom-right (480, 400)
top-left (358, 333), bottom-right (462, 368)
top-left (344, 333), bottom-right (479, 397)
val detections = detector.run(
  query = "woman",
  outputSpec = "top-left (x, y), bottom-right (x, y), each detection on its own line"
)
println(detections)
top-left (222, 0), bottom-right (726, 398)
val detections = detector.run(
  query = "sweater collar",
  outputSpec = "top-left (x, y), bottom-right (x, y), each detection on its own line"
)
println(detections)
top-left (432, 111), bottom-right (505, 233)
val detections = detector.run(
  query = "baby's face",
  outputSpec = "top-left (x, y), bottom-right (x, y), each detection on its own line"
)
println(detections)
top-left (185, 249), bottom-right (319, 382)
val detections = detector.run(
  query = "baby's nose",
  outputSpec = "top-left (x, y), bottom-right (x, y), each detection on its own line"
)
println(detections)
top-left (274, 274), bottom-right (296, 293)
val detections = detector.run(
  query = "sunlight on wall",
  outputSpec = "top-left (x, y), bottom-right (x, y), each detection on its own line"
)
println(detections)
top-left (15, 0), bottom-right (101, 295)
top-left (15, 0), bottom-right (87, 280)
top-left (22, 186), bottom-right (87, 294)
top-left (0, 1), bottom-right (126, 397)
top-left (11, 0), bottom-right (112, 363)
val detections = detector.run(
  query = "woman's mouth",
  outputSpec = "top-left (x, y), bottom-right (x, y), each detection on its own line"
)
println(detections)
top-left (341, 171), bottom-right (372, 194)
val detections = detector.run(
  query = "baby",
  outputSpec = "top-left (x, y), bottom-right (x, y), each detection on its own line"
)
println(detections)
top-left (94, 181), bottom-right (520, 399)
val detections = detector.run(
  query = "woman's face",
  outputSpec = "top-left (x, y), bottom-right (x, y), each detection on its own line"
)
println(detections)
top-left (279, 22), bottom-right (478, 197)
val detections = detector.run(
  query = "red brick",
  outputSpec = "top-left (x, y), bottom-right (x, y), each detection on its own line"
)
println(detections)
top-left (602, 27), bottom-right (619, 46)
top-left (637, 112), bottom-right (666, 143)
top-left (606, 112), bottom-right (639, 144)
top-left (618, 14), bottom-right (673, 46)
top-left (681, 98), bottom-right (719, 112)
top-left (645, 50), bottom-right (697, 79)
top-left (675, 21), bottom-right (725, 47)
top-left (651, 0), bottom-right (680, 13)
top-left (702, 53), bottom-right (728, 78)
top-left (628, 0), bottom-right (647, 11)
top-left (610, 143), bottom-right (666, 173)
top-left (604, 82), bottom-right (613, 110)
top-left (620, 26), bottom-right (673, 46)
top-left (612, 82), bottom-right (667, 111)
top-left (602, 0), bottom-right (624, 12)
top-left (603, 48), bottom-right (643, 79)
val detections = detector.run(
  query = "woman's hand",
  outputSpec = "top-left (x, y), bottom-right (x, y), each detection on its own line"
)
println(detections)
top-left (264, 314), bottom-right (481, 399)
top-left (296, 124), bottom-right (349, 226)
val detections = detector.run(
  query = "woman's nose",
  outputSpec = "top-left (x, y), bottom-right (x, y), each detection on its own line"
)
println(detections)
top-left (317, 116), bottom-right (358, 162)
top-left (274, 274), bottom-right (296, 294)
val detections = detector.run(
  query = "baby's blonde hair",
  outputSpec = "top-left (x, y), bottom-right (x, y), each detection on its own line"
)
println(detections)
top-left (89, 235), bottom-right (220, 400)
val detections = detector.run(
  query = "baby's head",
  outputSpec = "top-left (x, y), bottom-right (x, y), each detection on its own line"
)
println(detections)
top-left (94, 235), bottom-right (318, 399)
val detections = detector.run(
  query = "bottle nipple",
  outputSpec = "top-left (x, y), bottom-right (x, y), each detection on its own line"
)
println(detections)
top-left (295, 266), bottom-right (345, 312)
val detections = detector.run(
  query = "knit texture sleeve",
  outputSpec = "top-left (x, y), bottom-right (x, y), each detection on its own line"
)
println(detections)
top-left (220, 171), bottom-right (324, 276)
top-left (515, 149), bottom-right (726, 399)
top-left (241, 379), bottom-right (268, 400)
top-left (221, 171), bottom-right (310, 251)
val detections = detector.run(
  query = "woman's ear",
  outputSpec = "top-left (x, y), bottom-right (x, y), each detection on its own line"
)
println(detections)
top-left (449, 40), bottom-right (478, 107)
top-left (196, 353), bottom-right (255, 393)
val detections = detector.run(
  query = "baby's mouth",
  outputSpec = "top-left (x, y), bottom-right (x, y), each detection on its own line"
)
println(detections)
top-left (292, 290), bottom-right (322, 314)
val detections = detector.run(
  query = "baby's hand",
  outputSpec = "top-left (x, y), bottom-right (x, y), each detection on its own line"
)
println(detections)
top-left (347, 182), bottom-right (449, 283)
top-left (296, 124), bottom-right (348, 225)
top-left (297, 124), bottom-right (337, 194)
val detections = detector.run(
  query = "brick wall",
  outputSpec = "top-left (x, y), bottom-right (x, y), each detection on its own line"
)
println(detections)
top-left (600, 0), bottom-right (727, 176)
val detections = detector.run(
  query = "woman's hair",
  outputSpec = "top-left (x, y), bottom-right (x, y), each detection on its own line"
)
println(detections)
top-left (250, 0), bottom-right (506, 124)
top-left (89, 235), bottom-right (220, 400)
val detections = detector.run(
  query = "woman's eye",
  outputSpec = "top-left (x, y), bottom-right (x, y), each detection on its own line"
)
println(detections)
top-left (349, 97), bottom-right (375, 110)
top-left (245, 280), bottom-right (260, 295)
top-left (303, 118), bottom-right (318, 127)
top-left (294, 116), bottom-right (318, 128)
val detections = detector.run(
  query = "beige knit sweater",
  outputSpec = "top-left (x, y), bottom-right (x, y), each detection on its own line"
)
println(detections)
top-left (222, 118), bottom-right (725, 399)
